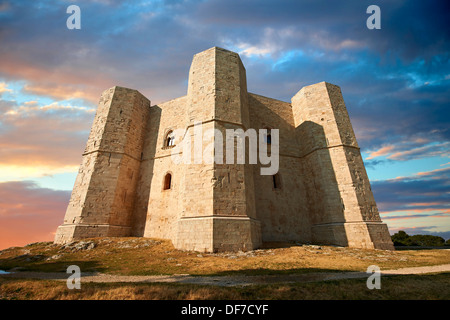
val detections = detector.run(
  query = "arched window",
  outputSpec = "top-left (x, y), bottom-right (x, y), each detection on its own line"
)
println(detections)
top-left (163, 173), bottom-right (172, 190)
top-left (272, 173), bottom-right (281, 190)
top-left (164, 130), bottom-right (175, 147)
top-left (264, 127), bottom-right (272, 145)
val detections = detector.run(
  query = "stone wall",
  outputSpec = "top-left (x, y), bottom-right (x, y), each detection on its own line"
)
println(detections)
top-left (291, 82), bottom-right (393, 250)
top-left (175, 47), bottom-right (262, 252)
top-left (54, 47), bottom-right (394, 252)
top-left (247, 93), bottom-right (311, 243)
top-left (54, 86), bottom-right (151, 243)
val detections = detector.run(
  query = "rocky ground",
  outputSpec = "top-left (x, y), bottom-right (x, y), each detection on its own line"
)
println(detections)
top-left (0, 237), bottom-right (449, 277)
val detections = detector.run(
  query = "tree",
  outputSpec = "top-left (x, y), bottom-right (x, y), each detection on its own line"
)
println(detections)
top-left (391, 230), bottom-right (410, 246)
top-left (408, 235), bottom-right (445, 247)
top-left (391, 231), bottom-right (446, 247)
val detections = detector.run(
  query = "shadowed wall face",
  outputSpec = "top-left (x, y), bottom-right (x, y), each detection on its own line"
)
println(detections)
top-left (292, 82), bottom-right (393, 250)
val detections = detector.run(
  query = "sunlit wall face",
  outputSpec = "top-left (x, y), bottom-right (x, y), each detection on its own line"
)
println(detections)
top-left (0, 0), bottom-right (449, 249)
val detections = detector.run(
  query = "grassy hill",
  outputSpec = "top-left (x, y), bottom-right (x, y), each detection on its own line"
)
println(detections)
top-left (0, 237), bottom-right (449, 276)
top-left (0, 237), bottom-right (449, 300)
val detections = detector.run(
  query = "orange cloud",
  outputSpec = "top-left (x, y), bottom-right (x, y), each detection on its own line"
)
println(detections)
top-left (381, 208), bottom-right (450, 215)
top-left (0, 100), bottom-right (93, 166)
top-left (414, 138), bottom-right (429, 144)
top-left (383, 166), bottom-right (450, 183)
top-left (388, 141), bottom-right (450, 160)
top-left (0, 52), bottom-right (113, 104)
top-left (407, 202), bottom-right (446, 207)
top-left (0, 181), bottom-right (70, 250)
top-left (23, 84), bottom-right (100, 104)
top-left (416, 166), bottom-right (450, 177)
top-left (0, 82), bottom-right (13, 94)
top-left (366, 145), bottom-right (395, 160)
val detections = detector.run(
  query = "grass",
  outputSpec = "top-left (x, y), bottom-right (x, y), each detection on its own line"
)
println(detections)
top-left (1, 273), bottom-right (449, 300)
top-left (0, 237), bottom-right (449, 300)
top-left (0, 237), bottom-right (449, 276)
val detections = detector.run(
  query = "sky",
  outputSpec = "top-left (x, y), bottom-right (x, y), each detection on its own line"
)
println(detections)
top-left (0, 0), bottom-right (449, 249)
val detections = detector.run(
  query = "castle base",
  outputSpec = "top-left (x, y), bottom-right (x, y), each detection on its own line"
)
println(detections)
top-left (175, 216), bottom-right (262, 253)
top-left (312, 222), bottom-right (394, 250)
top-left (54, 224), bottom-right (131, 244)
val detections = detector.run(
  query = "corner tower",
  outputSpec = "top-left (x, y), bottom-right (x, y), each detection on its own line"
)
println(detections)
top-left (54, 86), bottom-right (150, 244)
top-left (292, 82), bottom-right (394, 250)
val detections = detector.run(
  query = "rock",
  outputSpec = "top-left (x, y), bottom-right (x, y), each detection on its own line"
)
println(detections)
top-left (59, 240), bottom-right (96, 251)
top-left (237, 251), bottom-right (248, 257)
top-left (74, 241), bottom-right (96, 251)
top-left (46, 254), bottom-right (64, 261)
top-left (304, 245), bottom-right (321, 250)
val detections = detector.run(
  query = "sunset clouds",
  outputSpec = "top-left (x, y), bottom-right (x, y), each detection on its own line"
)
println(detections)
top-left (0, 84), bottom-right (94, 178)
top-left (0, 0), bottom-right (449, 249)
top-left (372, 166), bottom-right (450, 239)
top-left (0, 181), bottom-right (70, 249)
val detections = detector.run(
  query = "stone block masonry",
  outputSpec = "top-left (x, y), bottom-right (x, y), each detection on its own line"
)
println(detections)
top-left (54, 86), bottom-right (151, 244)
top-left (54, 47), bottom-right (394, 251)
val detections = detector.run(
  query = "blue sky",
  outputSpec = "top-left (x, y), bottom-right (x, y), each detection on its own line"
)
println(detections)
top-left (0, 0), bottom-right (449, 248)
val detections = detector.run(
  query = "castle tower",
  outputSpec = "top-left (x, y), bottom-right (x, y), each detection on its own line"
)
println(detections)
top-left (174, 47), bottom-right (262, 252)
top-left (291, 82), bottom-right (394, 250)
top-left (54, 47), bottom-right (393, 252)
top-left (54, 86), bottom-right (150, 244)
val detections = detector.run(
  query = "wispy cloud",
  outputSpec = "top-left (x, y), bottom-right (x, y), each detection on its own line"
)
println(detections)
top-left (0, 90), bottom-right (93, 180)
top-left (388, 142), bottom-right (450, 161)
top-left (382, 212), bottom-right (450, 221)
top-left (366, 145), bottom-right (396, 160)
top-left (0, 0), bottom-right (449, 246)
top-left (0, 82), bottom-right (12, 94)
top-left (372, 166), bottom-right (450, 235)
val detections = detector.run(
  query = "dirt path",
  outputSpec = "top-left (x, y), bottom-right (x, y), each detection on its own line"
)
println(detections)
top-left (1, 264), bottom-right (450, 287)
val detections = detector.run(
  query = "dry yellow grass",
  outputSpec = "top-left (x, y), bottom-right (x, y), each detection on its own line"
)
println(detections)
top-left (1, 274), bottom-right (449, 300)
top-left (1, 238), bottom-right (449, 300)
top-left (0, 237), bottom-right (449, 276)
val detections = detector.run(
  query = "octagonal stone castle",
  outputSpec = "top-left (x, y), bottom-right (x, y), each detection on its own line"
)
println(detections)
top-left (54, 47), bottom-right (394, 252)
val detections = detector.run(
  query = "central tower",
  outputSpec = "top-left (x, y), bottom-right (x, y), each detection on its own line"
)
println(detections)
top-left (174, 47), bottom-right (262, 252)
